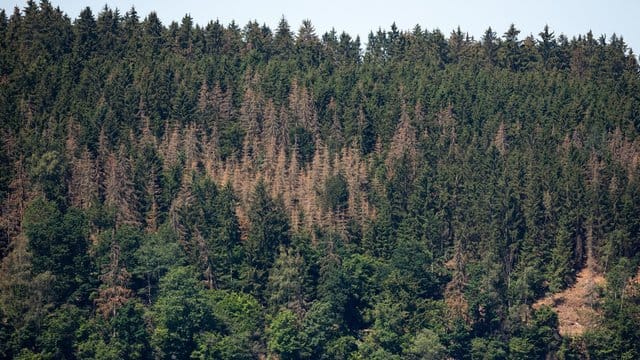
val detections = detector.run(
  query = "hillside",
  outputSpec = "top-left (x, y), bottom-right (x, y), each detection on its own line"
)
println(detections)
top-left (534, 266), bottom-right (605, 337)
top-left (1, 2), bottom-right (640, 359)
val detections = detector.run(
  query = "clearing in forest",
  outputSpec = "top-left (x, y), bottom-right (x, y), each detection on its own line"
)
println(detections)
top-left (534, 267), bottom-right (605, 337)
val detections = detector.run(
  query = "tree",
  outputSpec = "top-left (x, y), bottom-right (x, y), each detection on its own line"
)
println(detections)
top-left (122, 7), bottom-right (141, 54)
top-left (245, 181), bottom-right (289, 273)
top-left (76, 300), bottom-right (151, 360)
top-left (482, 27), bottom-right (499, 65)
top-left (28, 150), bottom-right (66, 204)
top-left (38, 304), bottom-right (87, 360)
top-left (0, 235), bottom-right (55, 359)
top-left (151, 266), bottom-right (217, 359)
top-left (103, 148), bottom-right (140, 228)
top-left (96, 5), bottom-right (121, 57)
top-left (470, 337), bottom-right (507, 360)
top-left (0, 157), bottom-right (32, 255)
top-left (321, 172), bottom-right (349, 213)
top-left (196, 289), bottom-right (262, 359)
top-left (177, 14), bottom-right (194, 54)
top-left (95, 243), bottom-right (133, 320)
top-left (405, 329), bottom-right (446, 360)
top-left (111, 301), bottom-right (152, 359)
top-left (538, 25), bottom-right (556, 69)
top-left (499, 24), bottom-right (521, 70)
top-left (389, 218), bottom-right (439, 300)
top-left (359, 294), bottom-right (408, 356)
top-left (68, 146), bottom-right (99, 210)
top-left (296, 19), bottom-right (320, 68)
top-left (273, 16), bottom-right (294, 58)
top-left (171, 175), bottom-right (243, 289)
top-left (547, 218), bottom-right (574, 292)
top-left (73, 7), bottom-right (97, 60)
top-left (267, 246), bottom-right (306, 314)
top-left (302, 300), bottom-right (344, 359)
top-left (23, 197), bottom-right (91, 302)
top-left (362, 201), bottom-right (395, 259)
top-left (266, 308), bottom-right (305, 359)
top-left (141, 11), bottom-right (164, 55)
top-left (134, 224), bottom-right (186, 304)
top-left (3, 7), bottom-right (640, 359)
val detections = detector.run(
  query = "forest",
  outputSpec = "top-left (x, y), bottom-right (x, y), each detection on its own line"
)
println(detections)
top-left (1, 1), bottom-right (640, 359)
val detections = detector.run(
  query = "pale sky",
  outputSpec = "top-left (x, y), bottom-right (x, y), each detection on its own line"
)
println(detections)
top-left (4, 0), bottom-right (640, 53)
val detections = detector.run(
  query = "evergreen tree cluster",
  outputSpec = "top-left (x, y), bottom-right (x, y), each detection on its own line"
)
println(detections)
top-left (1, 1), bottom-right (640, 358)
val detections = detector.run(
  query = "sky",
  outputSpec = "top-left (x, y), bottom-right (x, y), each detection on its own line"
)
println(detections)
top-left (4, 0), bottom-right (640, 53)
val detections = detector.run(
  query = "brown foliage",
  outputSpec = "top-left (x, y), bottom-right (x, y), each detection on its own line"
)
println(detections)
top-left (95, 243), bottom-right (132, 319)
top-left (0, 159), bottom-right (32, 243)
top-left (386, 101), bottom-right (418, 177)
top-left (103, 147), bottom-right (140, 228)
top-left (68, 146), bottom-right (99, 210)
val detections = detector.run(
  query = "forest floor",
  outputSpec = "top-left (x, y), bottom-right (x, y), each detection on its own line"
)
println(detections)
top-left (534, 267), bottom-right (606, 337)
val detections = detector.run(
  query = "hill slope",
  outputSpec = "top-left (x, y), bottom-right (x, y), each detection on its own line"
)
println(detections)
top-left (535, 266), bottom-right (605, 336)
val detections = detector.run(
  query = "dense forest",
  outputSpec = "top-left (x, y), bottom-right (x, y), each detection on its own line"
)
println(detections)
top-left (1, 1), bottom-right (640, 359)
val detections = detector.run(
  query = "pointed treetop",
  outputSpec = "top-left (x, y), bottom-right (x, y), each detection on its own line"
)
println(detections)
top-left (504, 23), bottom-right (520, 42)
top-left (297, 19), bottom-right (317, 44)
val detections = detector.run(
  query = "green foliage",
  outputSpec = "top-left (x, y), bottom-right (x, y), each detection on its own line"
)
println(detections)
top-left (208, 290), bottom-right (262, 334)
top-left (508, 263), bottom-right (545, 305)
top-left (548, 220), bottom-right (575, 292)
top-left (151, 266), bottom-right (217, 359)
top-left (179, 289), bottom-right (262, 359)
top-left (76, 300), bottom-right (151, 360)
top-left (23, 197), bottom-right (62, 275)
top-left (302, 301), bottom-right (343, 358)
top-left (29, 149), bottom-right (66, 204)
top-left (134, 224), bottom-right (186, 303)
top-left (360, 294), bottom-right (408, 355)
top-left (389, 218), bottom-right (441, 299)
top-left (470, 337), bottom-right (507, 360)
top-left (175, 176), bottom-right (243, 289)
top-left (405, 329), bottom-right (446, 360)
top-left (580, 258), bottom-right (640, 358)
top-left (38, 304), bottom-right (87, 360)
top-left (23, 197), bottom-right (92, 302)
top-left (218, 123), bottom-right (244, 161)
top-left (246, 181), bottom-right (289, 271)
top-left (94, 225), bottom-right (143, 272)
top-left (508, 336), bottom-right (535, 359)
top-left (243, 181), bottom-right (290, 300)
top-left (321, 172), bottom-right (349, 212)
top-left (1, 3), bottom-right (640, 359)
top-left (266, 308), bottom-right (305, 359)
top-left (290, 126), bottom-right (315, 166)
top-left (529, 307), bottom-right (561, 356)
top-left (466, 256), bottom-right (506, 335)
top-left (111, 301), bottom-right (152, 359)
top-left (362, 203), bottom-right (395, 259)
top-left (267, 246), bottom-right (306, 313)
top-left (192, 331), bottom-right (253, 360)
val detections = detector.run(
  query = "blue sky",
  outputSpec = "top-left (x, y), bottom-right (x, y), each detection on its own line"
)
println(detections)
top-left (4, 0), bottom-right (640, 53)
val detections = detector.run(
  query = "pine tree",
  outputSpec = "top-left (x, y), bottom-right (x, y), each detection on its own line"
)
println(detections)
top-left (548, 218), bottom-right (575, 292)
top-left (482, 27), bottom-right (499, 65)
top-left (538, 25), bottom-right (556, 69)
top-left (0, 158), bottom-right (31, 246)
top-left (68, 146), bottom-right (99, 210)
top-left (95, 243), bottom-right (132, 319)
top-left (246, 181), bottom-right (290, 272)
top-left (267, 246), bottom-right (306, 315)
top-left (499, 24), bottom-right (521, 71)
top-left (386, 100), bottom-right (417, 177)
top-left (103, 147), bottom-right (140, 228)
